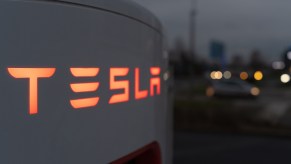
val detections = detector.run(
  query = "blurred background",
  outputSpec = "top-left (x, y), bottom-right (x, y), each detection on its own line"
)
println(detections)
top-left (135, 0), bottom-right (291, 163)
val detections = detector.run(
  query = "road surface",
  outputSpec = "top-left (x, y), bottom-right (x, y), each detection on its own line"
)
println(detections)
top-left (174, 131), bottom-right (291, 164)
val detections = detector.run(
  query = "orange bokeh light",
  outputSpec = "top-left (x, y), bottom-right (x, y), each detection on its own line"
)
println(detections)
top-left (7, 68), bottom-right (56, 115)
top-left (240, 72), bottom-right (248, 80)
top-left (109, 68), bottom-right (129, 104)
top-left (254, 71), bottom-right (263, 81)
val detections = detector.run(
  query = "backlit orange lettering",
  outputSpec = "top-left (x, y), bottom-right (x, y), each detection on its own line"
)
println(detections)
top-left (70, 68), bottom-right (99, 77)
top-left (109, 68), bottom-right (129, 104)
top-left (135, 68), bottom-right (148, 99)
top-left (70, 68), bottom-right (100, 109)
top-left (150, 67), bottom-right (161, 96)
top-left (70, 97), bottom-right (99, 109)
top-left (7, 68), bottom-right (56, 115)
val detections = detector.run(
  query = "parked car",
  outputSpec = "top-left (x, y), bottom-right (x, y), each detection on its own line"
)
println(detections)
top-left (206, 78), bottom-right (260, 98)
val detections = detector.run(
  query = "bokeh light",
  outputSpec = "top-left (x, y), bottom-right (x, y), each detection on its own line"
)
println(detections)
top-left (206, 87), bottom-right (215, 97)
top-left (223, 71), bottom-right (231, 79)
top-left (254, 71), bottom-right (263, 81)
top-left (288, 52), bottom-right (291, 60)
top-left (215, 71), bottom-right (223, 79)
top-left (163, 71), bottom-right (170, 81)
top-left (210, 71), bottom-right (216, 79)
top-left (210, 71), bottom-right (223, 80)
top-left (272, 61), bottom-right (285, 70)
top-left (281, 74), bottom-right (290, 83)
top-left (240, 72), bottom-right (248, 80)
top-left (250, 87), bottom-right (260, 96)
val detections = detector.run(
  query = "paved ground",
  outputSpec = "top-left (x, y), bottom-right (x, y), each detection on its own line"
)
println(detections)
top-left (174, 131), bottom-right (291, 164)
top-left (234, 87), bottom-right (291, 126)
top-left (174, 84), bottom-right (291, 163)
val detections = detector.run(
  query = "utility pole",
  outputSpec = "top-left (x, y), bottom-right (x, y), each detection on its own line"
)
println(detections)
top-left (189, 0), bottom-right (197, 59)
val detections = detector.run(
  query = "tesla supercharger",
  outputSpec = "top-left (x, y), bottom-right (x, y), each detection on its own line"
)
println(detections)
top-left (0, 0), bottom-right (172, 164)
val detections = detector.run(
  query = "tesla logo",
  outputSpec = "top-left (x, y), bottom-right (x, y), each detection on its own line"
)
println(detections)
top-left (7, 67), bottom-right (161, 115)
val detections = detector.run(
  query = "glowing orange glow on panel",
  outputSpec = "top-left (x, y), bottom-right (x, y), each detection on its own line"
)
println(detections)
top-left (135, 68), bottom-right (148, 100)
top-left (70, 68), bottom-right (99, 77)
top-left (70, 82), bottom-right (99, 93)
top-left (7, 68), bottom-right (56, 115)
top-left (70, 97), bottom-right (99, 109)
top-left (109, 68), bottom-right (129, 104)
top-left (150, 67), bottom-right (161, 96)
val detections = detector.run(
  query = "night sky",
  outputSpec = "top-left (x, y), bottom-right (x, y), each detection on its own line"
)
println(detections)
top-left (134, 0), bottom-right (291, 62)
